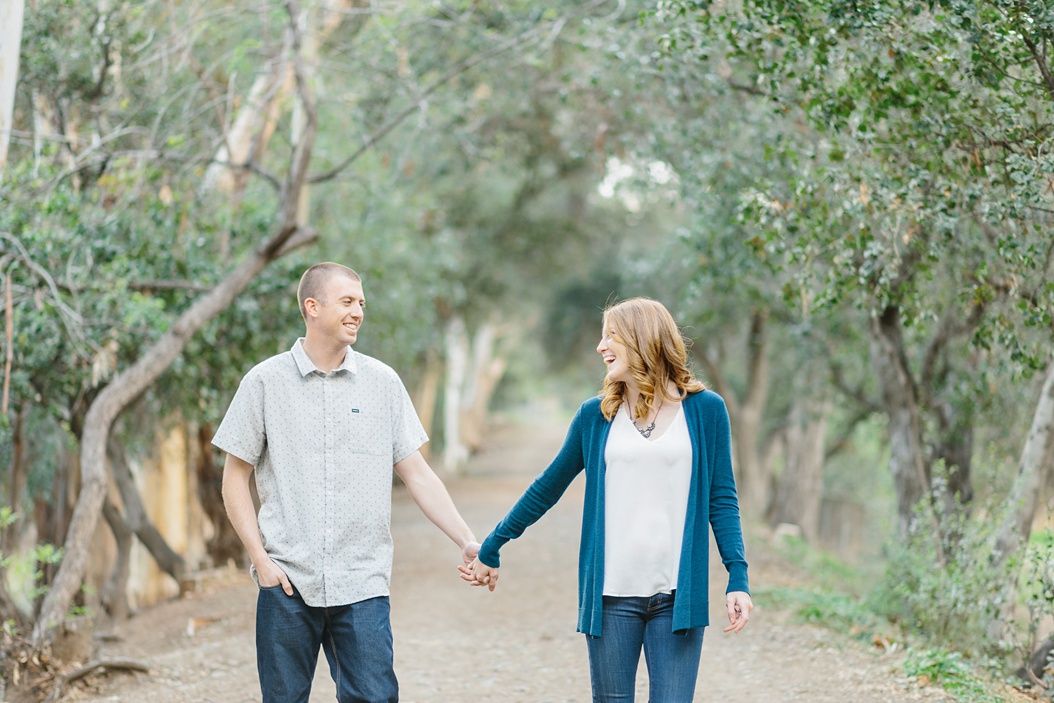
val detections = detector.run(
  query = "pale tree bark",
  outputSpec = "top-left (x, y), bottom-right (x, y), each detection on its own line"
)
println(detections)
top-left (107, 435), bottom-right (186, 581)
top-left (443, 315), bottom-right (469, 473)
top-left (985, 359), bottom-right (1054, 647)
top-left (32, 7), bottom-right (321, 645)
top-left (201, 0), bottom-right (361, 234)
top-left (460, 322), bottom-right (508, 453)
top-left (0, 0), bottom-right (26, 173)
top-left (869, 306), bottom-right (930, 538)
top-left (694, 308), bottom-right (770, 519)
top-left (200, 61), bottom-right (292, 198)
top-left (3, 406), bottom-right (26, 554)
top-left (769, 388), bottom-right (830, 541)
top-left (990, 359), bottom-right (1054, 570)
top-left (99, 498), bottom-right (132, 621)
top-left (413, 349), bottom-right (441, 461)
top-left (441, 318), bottom-right (509, 472)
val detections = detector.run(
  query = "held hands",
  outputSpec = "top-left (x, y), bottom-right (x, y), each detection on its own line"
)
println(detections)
top-left (458, 558), bottom-right (499, 592)
top-left (462, 541), bottom-right (481, 569)
top-left (723, 591), bottom-right (753, 633)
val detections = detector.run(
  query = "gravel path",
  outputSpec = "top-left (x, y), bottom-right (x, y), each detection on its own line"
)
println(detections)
top-left (64, 419), bottom-right (960, 703)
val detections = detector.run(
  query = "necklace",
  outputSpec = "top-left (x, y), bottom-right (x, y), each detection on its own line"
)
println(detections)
top-left (632, 400), bottom-right (662, 438)
top-left (635, 418), bottom-right (656, 438)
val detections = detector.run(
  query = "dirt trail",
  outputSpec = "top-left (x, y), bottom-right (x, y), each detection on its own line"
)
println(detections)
top-left (67, 418), bottom-right (952, 703)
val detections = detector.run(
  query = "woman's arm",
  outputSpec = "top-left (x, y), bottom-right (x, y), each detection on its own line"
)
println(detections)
top-left (475, 407), bottom-right (589, 569)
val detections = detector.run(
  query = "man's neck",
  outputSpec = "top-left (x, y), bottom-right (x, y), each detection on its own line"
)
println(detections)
top-left (301, 336), bottom-right (348, 373)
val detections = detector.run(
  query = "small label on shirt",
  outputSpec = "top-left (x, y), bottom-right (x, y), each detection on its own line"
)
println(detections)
top-left (351, 408), bottom-right (361, 413)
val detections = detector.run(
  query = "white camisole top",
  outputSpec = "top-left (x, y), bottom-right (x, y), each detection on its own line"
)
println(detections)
top-left (602, 403), bottom-right (692, 597)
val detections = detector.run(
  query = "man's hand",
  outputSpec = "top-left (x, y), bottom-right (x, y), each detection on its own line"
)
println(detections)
top-left (255, 558), bottom-right (294, 596)
top-left (458, 558), bottom-right (499, 592)
top-left (462, 541), bottom-right (481, 568)
top-left (723, 591), bottom-right (753, 633)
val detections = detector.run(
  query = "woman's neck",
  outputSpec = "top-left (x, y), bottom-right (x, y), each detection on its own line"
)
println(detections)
top-left (624, 380), bottom-right (679, 412)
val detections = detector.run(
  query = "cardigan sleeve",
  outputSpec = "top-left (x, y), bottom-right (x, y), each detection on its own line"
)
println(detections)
top-left (707, 394), bottom-right (750, 594)
top-left (477, 404), bottom-right (588, 568)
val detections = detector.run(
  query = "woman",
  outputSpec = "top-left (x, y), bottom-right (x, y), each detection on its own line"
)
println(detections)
top-left (461, 297), bottom-right (752, 703)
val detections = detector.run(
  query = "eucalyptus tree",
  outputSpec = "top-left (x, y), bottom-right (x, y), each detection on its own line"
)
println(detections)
top-left (304, 0), bottom-right (652, 471)
top-left (645, 0), bottom-right (1054, 546)
top-left (3, 0), bottom-right (594, 652)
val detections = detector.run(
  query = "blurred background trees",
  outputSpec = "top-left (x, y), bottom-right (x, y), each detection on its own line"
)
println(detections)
top-left (1, 0), bottom-right (1053, 691)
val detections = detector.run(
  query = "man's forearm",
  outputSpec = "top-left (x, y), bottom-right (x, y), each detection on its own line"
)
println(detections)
top-left (221, 454), bottom-right (270, 566)
top-left (395, 451), bottom-right (476, 549)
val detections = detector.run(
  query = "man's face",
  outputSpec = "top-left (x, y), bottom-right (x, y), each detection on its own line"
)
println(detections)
top-left (309, 274), bottom-right (365, 346)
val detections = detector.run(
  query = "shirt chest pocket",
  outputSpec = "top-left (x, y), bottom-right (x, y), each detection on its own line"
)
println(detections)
top-left (340, 402), bottom-right (389, 456)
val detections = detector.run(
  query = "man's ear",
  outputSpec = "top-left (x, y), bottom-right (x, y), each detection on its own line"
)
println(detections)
top-left (304, 298), bottom-right (320, 319)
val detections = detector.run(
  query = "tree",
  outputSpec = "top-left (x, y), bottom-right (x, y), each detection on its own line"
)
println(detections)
top-left (0, 0), bottom-right (24, 171)
top-left (648, 0), bottom-right (1054, 539)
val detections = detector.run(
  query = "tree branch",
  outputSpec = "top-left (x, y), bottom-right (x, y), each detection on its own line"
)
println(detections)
top-left (1021, 29), bottom-right (1054, 103)
top-left (0, 232), bottom-right (93, 359)
top-left (309, 17), bottom-right (560, 184)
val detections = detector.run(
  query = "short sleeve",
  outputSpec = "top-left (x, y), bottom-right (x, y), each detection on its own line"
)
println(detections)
top-left (212, 370), bottom-right (267, 465)
top-left (389, 372), bottom-right (428, 464)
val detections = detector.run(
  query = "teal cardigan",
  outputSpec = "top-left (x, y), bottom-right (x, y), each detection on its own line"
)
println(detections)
top-left (477, 390), bottom-right (749, 637)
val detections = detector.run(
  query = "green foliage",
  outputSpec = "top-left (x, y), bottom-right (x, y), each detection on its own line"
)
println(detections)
top-left (904, 648), bottom-right (1004, 703)
top-left (762, 586), bottom-right (885, 639)
top-left (869, 502), bottom-right (1008, 658)
top-left (1021, 529), bottom-right (1054, 684)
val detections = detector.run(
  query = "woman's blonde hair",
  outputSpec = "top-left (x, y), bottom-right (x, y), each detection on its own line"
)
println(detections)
top-left (599, 297), bottom-right (705, 422)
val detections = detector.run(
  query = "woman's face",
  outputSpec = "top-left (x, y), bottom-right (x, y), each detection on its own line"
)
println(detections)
top-left (597, 322), bottom-right (632, 385)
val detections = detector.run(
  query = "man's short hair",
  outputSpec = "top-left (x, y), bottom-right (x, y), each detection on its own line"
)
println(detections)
top-left (297, 263), bottom-right (362, 319)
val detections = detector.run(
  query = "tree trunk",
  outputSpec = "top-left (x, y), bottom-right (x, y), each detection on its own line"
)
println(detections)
top-left (99, 498), bottom-right (132, 621)
top-left (195, 424), bottom-right (245, 567)
top-left (990, 359), bottom-right (1054, 570)
top-left (0, 0), bottom-right (25, 172)
top-left (460, 322), bottom-right (507, 453)
top-left (412, 349), bottom-right (441, 461)
top-left (200, 59), bottom-right (292, 201)
top-left (985, 360), bottom-right (1054, 645)
top-left (443, 315), bottom-right (469, 473)
top-left (933, 395), bottom-right (975, 514)
top-left (769, 390), bottom-right (830, 541)
top-left (694, 309), bottom-right (770, 519)
top-left (31, 14), bottom-right (320, 640)
top-left (737, 310), bottom-right (769, 518)
top-left (869, 306), bottom-right (930, 538)
top-left (107, 436), bottom-right (186, 580)
top-left (3, 405), bottom-right (25, 554)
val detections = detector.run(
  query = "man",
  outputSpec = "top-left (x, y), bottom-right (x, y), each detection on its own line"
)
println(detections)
top-left (214, 262), bottom-right (479, 703)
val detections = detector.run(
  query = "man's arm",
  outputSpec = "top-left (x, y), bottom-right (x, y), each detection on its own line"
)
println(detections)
top-left (221, 453), bottom-right (293, 595)
top-left (393, 450), bottom-right (480, 566)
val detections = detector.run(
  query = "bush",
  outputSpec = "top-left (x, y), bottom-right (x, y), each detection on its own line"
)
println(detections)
top-left (869, 500), bottom-right (1009, 658)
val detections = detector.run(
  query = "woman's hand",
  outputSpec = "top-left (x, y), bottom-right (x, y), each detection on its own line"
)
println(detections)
top-left (723, 591), bottom-right (753, 633)
top-left (458, 558), bottom-right (499, 592)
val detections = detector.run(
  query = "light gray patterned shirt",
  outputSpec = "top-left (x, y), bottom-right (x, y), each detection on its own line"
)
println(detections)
top-left (212, 338), bottom-right (428, 607)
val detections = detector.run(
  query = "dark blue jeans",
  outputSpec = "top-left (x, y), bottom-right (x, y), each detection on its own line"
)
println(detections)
top-left (585, 592), bottom-right (705, 703)
top-left (256, 586), bottom-right (398, 703)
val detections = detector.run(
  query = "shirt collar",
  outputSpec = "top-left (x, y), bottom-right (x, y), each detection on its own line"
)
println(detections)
top-left (291, 338), bottom-right (358, 377)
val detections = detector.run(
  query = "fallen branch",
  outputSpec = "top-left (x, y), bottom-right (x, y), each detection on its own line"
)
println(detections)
top-left (42, 658), bottom-right (150, 703)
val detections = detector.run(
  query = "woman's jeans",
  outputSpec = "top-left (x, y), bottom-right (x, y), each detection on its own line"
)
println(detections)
top-left (256, 586), bottom-right (398, 703)
top-left (585, 592), bottom-right (705, 703)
